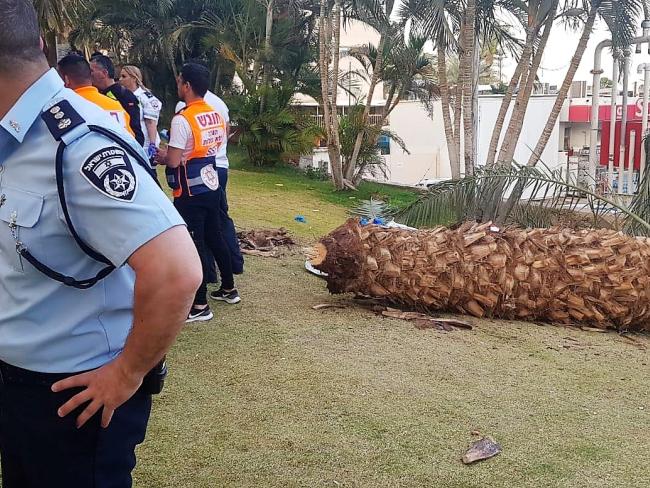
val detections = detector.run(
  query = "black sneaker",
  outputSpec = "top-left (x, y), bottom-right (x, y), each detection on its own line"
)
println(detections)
top-left (186, 306), bottom-right (214, 323)
top-left (209, 288), bottom-right (241, 304)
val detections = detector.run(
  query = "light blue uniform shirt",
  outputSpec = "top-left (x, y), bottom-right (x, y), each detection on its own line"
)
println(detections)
top-left (0, 69), bottom-right (185, 373)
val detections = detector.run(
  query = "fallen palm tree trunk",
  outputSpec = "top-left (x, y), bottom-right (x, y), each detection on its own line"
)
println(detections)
top-left (311, 220), bottom-right (650, 331)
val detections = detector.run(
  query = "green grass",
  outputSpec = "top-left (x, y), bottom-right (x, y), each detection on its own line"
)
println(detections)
top-left (157, 147), bottom-right (420, 239)
top-left (135, 254), bottom-right (650, 488)
top-left (138, 149), bottom-right (650, 487)
top-left (228, 148), bottom-right (421, 209)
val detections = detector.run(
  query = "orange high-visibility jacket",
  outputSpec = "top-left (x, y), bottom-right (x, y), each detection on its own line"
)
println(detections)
top-left (74, 86), bottom-right (135, 137)
top-left (166, 99), bottom-right (225, 198)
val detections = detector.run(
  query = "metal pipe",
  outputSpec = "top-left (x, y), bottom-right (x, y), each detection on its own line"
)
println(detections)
top-left (589, 35), bottom-right (650, 183)
top-left (639, 63), bottom-right (650, 181)
top-left (589, 40), bottom-right (609, 183)
top-left (608, 58), bottom-right (619, 190)
top-left (628, 131), bottom-right (636, 193)
top-left (620, 52), bottom-right (631, 192)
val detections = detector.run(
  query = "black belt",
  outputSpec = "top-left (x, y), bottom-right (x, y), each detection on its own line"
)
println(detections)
top-left (0, 359), bottom-right (167, 394)
top-left (0, 361), bottom-right (76, 386)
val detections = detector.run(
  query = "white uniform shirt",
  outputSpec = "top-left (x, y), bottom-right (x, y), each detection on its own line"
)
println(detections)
top-left (175, 91), bottom-right (229, 168)
top-left (134, 86), bottom-right (162, 148)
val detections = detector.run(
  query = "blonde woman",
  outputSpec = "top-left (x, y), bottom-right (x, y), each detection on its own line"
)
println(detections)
top-left (119, 65), bottom-right (163, 153)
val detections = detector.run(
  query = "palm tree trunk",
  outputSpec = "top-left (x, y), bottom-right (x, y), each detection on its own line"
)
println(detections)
top-left (453, 39), bottom-right (463, 175)
top-left (345, 33), bottom-right (387, 181)
top-left (44, 29), bottom-right (58, 67)
top-left (527, 2), bottom-right (600, 167)
top-left (438, 46), bottom-right (460, 179)
top-left (461, 0), bottom-right (477, 175)
top-left (485, 30), bottom-right (535, 168)
top-left (319, 0), bottom-right (344, 189)
top-left (260, 0), bottom-right (274, 113)
top-left (496, 0), bottom-right (557, 166)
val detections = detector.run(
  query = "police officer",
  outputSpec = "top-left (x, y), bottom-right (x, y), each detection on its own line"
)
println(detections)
top-left (90, 54), bottom-right (145, 146)
top-left (156, 63), bottom-right (241, 322)
top-left (57, 54), bottom-right (136, 139)
top-left (119, 65), bottom-right (163, 156)
top-left (0, 2), bottom-right (203, 487)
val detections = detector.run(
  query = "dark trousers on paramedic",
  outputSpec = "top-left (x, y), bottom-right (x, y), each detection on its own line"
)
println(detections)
top-left (216, 168), bottom-right (244, 275)
top-left (174, 190), bottom-right (235, 305)
top-left (0, 360), bottom-right (151, 488)
top-left (203, 169), bottom-right (243, 283)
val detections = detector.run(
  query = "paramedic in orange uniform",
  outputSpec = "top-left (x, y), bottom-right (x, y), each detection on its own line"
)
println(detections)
top-left (155, 63), bottom-right (240, 323)
top-left (57, 54), bottom-right (135, 138)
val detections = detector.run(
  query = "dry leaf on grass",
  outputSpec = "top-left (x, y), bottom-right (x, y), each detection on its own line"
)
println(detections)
top-left (312, 304), bottom-right (348, 310)
top-left (381, 310), bottom-right (473, 331)
top-left (462, 437), bottom-right (502, 464)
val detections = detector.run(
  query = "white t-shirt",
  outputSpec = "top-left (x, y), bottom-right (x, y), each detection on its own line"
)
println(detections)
top-left (134, 86), bottom-right (162, 147)
top-left (175, 91), bottom-right (229, 168)
top-left (168, 115), bottom-right (194, 161)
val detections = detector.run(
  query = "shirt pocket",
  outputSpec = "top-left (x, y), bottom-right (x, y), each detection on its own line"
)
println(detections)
top-left (0, 186), bottom-right (44, 273)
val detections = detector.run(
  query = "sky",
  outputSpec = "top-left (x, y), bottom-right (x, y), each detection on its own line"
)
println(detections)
top-left (498, 19), bottom-right (650, 88)
top-left (342, 18), bottom-right (650, 91)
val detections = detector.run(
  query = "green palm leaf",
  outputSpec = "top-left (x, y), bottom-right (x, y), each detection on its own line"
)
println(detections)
top-left (396, 164), bottom-right (650, 235)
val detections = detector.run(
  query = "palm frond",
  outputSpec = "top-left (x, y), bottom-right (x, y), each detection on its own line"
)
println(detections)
top-left (396, 164), bottom-right (650, 235)
top-left (349, 198), bottom-right (397, 219)
top-left (598, 0), bottom-right (643, 53)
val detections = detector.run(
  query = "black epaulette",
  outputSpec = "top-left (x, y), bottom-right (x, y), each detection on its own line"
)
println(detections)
top-left (41, 100), bottom-right (85, 141)
top-left (144, 91), bottom-right (154, 99)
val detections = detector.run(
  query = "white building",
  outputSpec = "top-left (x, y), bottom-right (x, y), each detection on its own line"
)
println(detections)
top-left (296, 21), bottom-right (565, 186)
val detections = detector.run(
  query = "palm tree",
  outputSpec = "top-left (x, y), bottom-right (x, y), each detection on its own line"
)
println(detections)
top-left (346, 33), bottom-right (438, 184)
top-left (494, 0), bottom-right (559, 166)
top-left (342, 0), bottom-right (394, 183)
top-left (34, 0), bottom-right (88, 66)
top-left (403, 0), bottom-right (521, 178)
top-left (461, 0), bottom-right (477, 175)
top-left (528, 0), bottom-right (642, 167)
top-left (319, 0), bottom-right (346, 189)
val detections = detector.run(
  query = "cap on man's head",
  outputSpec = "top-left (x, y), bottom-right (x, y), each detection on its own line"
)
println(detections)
top-left (0, 0), bottom-right (42, 73)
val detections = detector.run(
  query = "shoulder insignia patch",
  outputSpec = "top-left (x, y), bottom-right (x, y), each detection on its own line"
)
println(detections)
top-left (80, 146), bottom-right (138, 202)
top-left (144, 91), bottom-right (154, 99)
top-left (41, 100), bottom-right (85, 141)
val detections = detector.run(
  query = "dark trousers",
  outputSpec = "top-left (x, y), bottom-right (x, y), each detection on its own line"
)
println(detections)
top-left (174, 191), bottom-right (235, 305)
top-left (0, 361), bottom-right (151, 488)
top-left (216, 168), bottom-right (244, 275)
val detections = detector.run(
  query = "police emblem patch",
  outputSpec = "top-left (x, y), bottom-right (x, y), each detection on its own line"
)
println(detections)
top-left (80, 147), bottom-right (138, 202)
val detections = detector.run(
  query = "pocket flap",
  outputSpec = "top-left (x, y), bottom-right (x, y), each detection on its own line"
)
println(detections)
top-left (0, 186), bottom-right (44, 228)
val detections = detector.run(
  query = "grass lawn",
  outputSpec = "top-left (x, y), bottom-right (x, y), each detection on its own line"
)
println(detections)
top-left (139, 152), bottom-right (650, 487)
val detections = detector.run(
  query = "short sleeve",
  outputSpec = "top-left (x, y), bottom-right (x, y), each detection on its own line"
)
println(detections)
top-left (217, 100), bottom-right (230, 123)
top-left (175, 101), bottom-right (186, 114)
top-left (168, 115), bottom-right (192, 150)
top-left (141, 94), bottom-right (162, 121)
top-left (62, 133), bottom-right (186, 267)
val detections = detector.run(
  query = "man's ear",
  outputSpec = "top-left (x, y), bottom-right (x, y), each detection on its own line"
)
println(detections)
top-left (39, 37), bottom-right (44, 51)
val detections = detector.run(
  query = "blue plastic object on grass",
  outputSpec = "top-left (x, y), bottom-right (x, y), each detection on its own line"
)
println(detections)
top-left (359, 218), bottom-right (369, 226)
top-left (372, 217), bottom-right (385, 225)
top-left (294, 215), bottom-right (306, 223)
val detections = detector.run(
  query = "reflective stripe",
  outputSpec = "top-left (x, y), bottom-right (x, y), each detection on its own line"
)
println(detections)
top-left (186, 176), bottom-right (204, 186)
